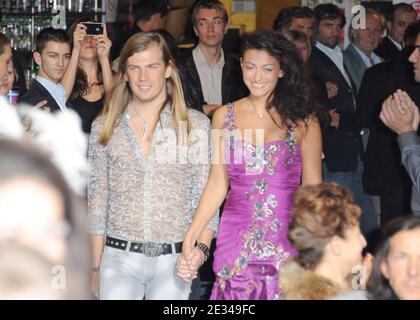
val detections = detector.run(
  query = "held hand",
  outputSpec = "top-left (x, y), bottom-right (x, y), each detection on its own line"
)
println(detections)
top-left (176, 253), bottom-right (198, 282)
top-left (185, 247), bottom-right (206, 274)
top-left (177, 235), bottom-right (197, 282)
top-left (73, 23), bottom-right (87, 51)
top-left (326, 81), bottom-right (338, 99)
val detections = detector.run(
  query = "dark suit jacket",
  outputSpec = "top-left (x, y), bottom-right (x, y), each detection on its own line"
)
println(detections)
top-left (356, 46), bottom-right (420, 194)
top-left (177, 49), bottom-right (248, 114)
top-left (19, 79), bottom-right (71, 112)
top-left (308, 45), bottom-right (363, 172)
top-left (374, 36), bottom-right (400, 61)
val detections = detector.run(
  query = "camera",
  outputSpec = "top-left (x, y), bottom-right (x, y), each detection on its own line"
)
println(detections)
top-left (82, 22), bottom-right (103, 35)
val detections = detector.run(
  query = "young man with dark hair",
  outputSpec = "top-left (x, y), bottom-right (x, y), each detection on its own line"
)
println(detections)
top-left (375, 3), bottom-right (416, 61)
top-left (177, 0), bottom-right (247, 117)
top-left (19, 28), bottom-right (71, 112)
top-left (273, 6), bottom-right (314, 38)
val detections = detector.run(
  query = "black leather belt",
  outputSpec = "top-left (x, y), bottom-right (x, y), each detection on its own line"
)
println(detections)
top-left (105, 236), bottom-right (182, 257)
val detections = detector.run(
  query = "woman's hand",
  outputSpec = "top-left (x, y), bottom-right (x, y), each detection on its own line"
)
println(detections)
top-left (73, 23), bottom-right (87, 52)
top-left (95, 24), bottom-right (112, 62)
top-left (176, 253), bottom-right (198, 282)
top-left (177, 234), bottom-right (204, 282)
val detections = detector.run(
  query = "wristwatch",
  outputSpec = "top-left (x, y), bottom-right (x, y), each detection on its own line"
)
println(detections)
top-left (196, 242), bottom-right (210, 262)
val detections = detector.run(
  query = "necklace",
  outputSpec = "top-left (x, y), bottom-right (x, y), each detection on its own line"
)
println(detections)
top-left (248, 97), bottom-right (264, 118)
top-left (131, 106), bottom-right (160, 140)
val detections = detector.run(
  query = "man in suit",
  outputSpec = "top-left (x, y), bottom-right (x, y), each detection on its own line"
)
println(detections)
top-left (19, 28), bottom-right (71, 112)
top-left (380, 90), bottom-right (420, 216)
top-left (375, 3), bottom-right (416, 61)
top-left (177, 0), bottom-right (247, 117)
top-left (344, 8), bottom-right (384, 93)
top-left (308, 4), bottom-right (376, 238)
top-left (358, 22), bottom-right (420, 225)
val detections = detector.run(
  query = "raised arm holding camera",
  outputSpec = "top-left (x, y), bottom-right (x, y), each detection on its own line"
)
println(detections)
top-left (61, 21), bottom-right (113, 133)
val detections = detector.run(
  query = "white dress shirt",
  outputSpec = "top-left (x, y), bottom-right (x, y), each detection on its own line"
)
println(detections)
top-left (36, 76), bottom-right (68, 112)
top-left (316, 41), bottom-right (352, 86)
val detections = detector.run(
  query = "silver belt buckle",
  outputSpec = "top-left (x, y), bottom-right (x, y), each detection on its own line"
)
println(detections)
top-left (142, 242), bottom-right (164, 257)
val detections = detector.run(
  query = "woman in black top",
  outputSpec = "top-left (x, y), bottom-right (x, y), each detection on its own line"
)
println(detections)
top-left (62, 21), bottom-right (113, 133)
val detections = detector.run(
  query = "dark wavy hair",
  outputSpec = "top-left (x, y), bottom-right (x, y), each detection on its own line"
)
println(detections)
top-left (273, 6), bottom-right (314, 32)
top-left (242, 30), bottom-right (327, 127)
top-left (313, 4), bottom-right (346, 29)
top-left (35, 27), bottom-right (71, 54)
top-left (367, 216), bottom-right (420, 300)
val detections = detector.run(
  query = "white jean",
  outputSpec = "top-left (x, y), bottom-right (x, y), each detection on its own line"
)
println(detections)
top-left (99, 246), bottom-right (191, 300)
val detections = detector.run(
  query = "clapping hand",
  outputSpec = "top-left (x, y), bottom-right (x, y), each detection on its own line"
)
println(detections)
top-left (380, 90), bottom-right (420, 134)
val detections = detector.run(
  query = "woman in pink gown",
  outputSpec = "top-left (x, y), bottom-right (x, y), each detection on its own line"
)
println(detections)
top-left (177, 30), bottom-right (325, 300)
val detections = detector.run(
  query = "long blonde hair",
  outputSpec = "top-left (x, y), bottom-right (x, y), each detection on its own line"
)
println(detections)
top-left (98, 32), bottom-right (190, 145)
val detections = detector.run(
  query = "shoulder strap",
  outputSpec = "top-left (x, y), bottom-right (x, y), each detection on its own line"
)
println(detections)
top-left (222, 102), bottom-right (236, 130)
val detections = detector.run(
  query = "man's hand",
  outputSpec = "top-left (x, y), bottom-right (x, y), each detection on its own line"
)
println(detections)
top-left (329, 109), bottom-right (340, 128)
top-left (326, 81), bottom-right (338, 99)
top-left (177, 235), bottom-right (197, 282)
top-left (394, 90), bottom-right (420, 132)
top-left (380, 90), bottom-right (419, 134)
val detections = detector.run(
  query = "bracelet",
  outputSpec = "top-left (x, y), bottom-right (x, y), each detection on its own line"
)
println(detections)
top-left (91, 267), bottom-right (100, 272)
top-left (196, 242), bottom-right (210, 262)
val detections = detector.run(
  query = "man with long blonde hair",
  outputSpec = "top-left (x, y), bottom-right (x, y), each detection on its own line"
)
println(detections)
top-left (87, 32), bottom-right (218, 300)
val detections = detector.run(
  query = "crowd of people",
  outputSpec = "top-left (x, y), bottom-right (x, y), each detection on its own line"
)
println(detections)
top-left (0, 0), bottom-right (419, 300)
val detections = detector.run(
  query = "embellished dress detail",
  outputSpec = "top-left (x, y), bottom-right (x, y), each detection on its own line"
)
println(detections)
top-left (210, 103), bottom-right (301, 300)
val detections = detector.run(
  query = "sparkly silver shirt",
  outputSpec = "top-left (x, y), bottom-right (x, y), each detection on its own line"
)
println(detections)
top-left (87, 106), bottom-right (218, 243)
